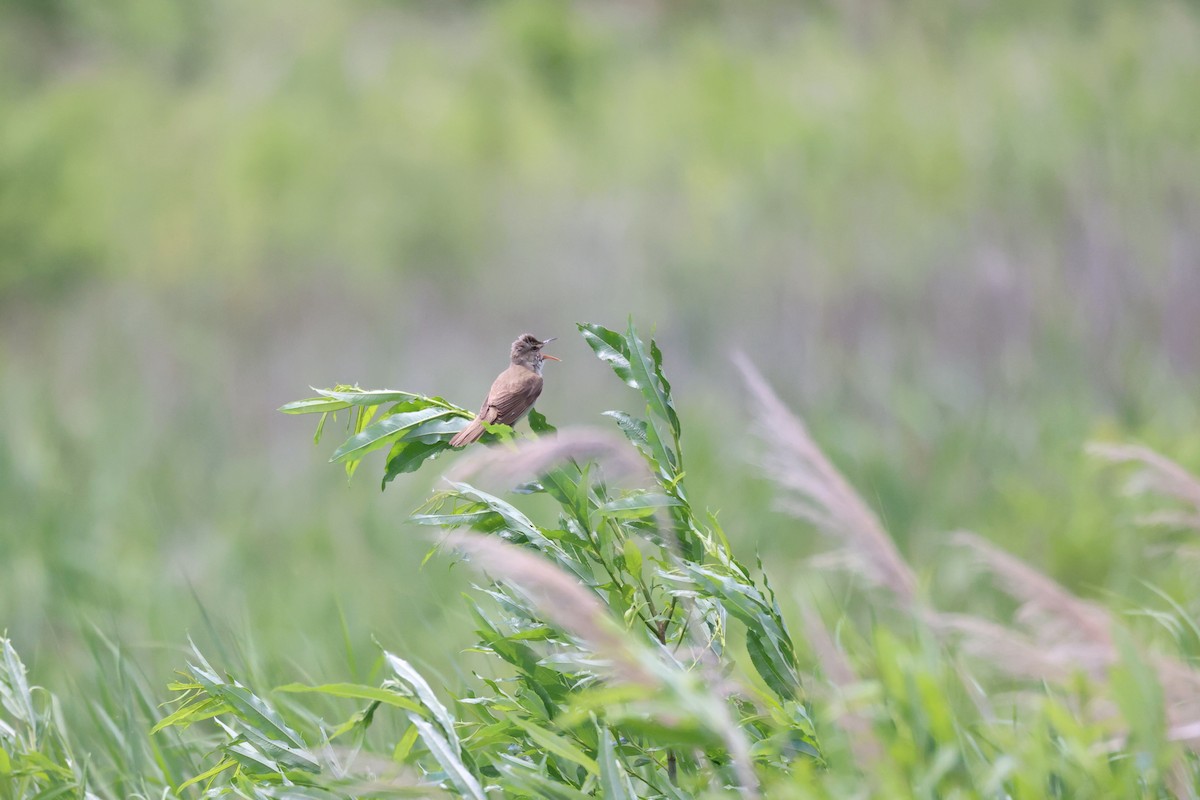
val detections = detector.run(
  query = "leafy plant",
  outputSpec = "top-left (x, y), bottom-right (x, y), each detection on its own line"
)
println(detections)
top-left (278, 388), bottom-right (476, 486)
top-left (177, 319), bottom-right (821, 799)
top-left (144, 318), bottom-right (1200, 799)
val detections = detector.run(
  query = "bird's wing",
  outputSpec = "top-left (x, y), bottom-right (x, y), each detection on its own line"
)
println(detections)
top-left (482, 365), bottom-right (543, 426)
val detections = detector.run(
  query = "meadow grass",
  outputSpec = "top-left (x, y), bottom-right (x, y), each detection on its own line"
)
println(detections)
top-left (4, 323), bottom-right (1200, 797)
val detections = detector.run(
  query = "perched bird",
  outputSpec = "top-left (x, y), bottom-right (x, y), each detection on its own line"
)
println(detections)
top-left (449, 333), bottom-right (560, 447)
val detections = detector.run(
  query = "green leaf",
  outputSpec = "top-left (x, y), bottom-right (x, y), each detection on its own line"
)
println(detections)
top-left (580, 321), bottom-right (679, 466)
top-left (622, 539), bottom-right (643, 580)
top-left (385, 652), bottom-right (459, 753)
top-left (226, 737), bottom-right (281, 774)
top-left (537, 463), bottom-right (591, 528)
top-left (403, 417), bottom-right (468, 443)
top-left (600, 493), bottom-right (683, 519)
top-left (383, 440), bottom-right (447, 487)
top-left (393, 723), bottom-right (420, 762)
top-left (577, 323), bottom-right (636, 388)
top-left (603, 411), bottom-right (650, 453)
top-left (427, 482), bottom-right (558, 553)
top-left (625, 318), bottom-right (680, 440)
top-left (330, 407), bottom-right (460, 463)
top-left (509, 717), bottom-right (599, 778)
top-left (597, 725), bottom-right (632, 800)
top-left (528, 407), bottom-right (557, 435)
top-left (177, 757), bottom-right (237, 791)
top-left (278, 397), bottom-right (351, 415)
top-left (274, 683), bottom-right (425, 714)
top-left (1, 639), bottom-right (37, 727)
top-left (745, 627), bottom-right (800, 701)
top-left (151, 696), bottom-right (231, 733)
top-left (314, 388), bottom-right (432, 407)
top-left (235, 720), bottom-right (321, 773)
top-left (480, 420), bottom-right (515, 442)
top-left (679, 565), bottom-right (800, 700)
top-left (188, 660), bottom-right (306, 749)
top-left (497, 757), bottom-right (594, 800)
top-left (353, 402), bottom-right (379, 437)
top-left (279, 388), bottom-right (435, 415)
top-left (411, 717), bottom-right (486, 800)
top-left (409, 510), bottom-right (500, 528)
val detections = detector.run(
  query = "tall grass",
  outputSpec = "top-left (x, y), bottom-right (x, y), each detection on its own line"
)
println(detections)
top-left (6, 323), bottom-right (1199, 797)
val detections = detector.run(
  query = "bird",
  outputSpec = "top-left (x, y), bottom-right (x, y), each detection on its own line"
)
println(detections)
top-left (449, 333), bottom-right (560, 447)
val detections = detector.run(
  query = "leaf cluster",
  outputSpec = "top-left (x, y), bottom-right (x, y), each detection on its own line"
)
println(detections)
top-left (279, 389), bottom-right (487, 487)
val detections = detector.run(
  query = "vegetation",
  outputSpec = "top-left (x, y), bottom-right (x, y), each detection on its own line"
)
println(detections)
top-left (6, 322), bottom-right (1200, 797)
top-left (3, 0), bottom-right (1200, 796)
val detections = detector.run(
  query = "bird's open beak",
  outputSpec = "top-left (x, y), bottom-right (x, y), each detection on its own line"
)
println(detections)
top-left (543, 354), bottom-right (561, 361)
top-left (540, 337), bottom-right (557, 345)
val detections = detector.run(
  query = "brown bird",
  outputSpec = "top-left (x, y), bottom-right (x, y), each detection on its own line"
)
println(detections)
top-left (449, 333), bottom-right (560, 447)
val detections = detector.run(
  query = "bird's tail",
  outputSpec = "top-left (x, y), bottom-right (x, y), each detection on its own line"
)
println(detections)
top-left (449, 418), bottom-right (485, 448)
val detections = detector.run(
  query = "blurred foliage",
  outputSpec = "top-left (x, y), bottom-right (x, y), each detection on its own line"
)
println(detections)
top-left (2, 1), bottom-right (1198, 324)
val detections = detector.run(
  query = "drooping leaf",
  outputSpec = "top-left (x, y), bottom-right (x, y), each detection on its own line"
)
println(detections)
top-left (314, 388), bottom-right (434, 408)
top-left (538, 463), bottom-right (591, 530)
top-left (383, 440), bottom-right (448, 487)
top-left (279, 388), bottom-right (431, 415)
top-left (528, 407), bottom-right (557, 435)
top-left (150, 696), bottom-right (231, 734)
top-left (418, 483), bottom-right (559, 554)
top-left (410, 718), bottom-right (486, 800)
top-left (187, 662), bottom-right (307, 750)
top-left (678, 565), bottom-right (800, 700)
top-left (236, 720), bottom-right (321, 773)
top-left (278, 397), bottom-right (352, 415)
top-left (330, 406), bottom-right (461, 463)
top-left (177, 757), bottom-right (237, 791)
top-left (577, 323), bottom-right (635, 388)
top-left (602, 411), bottom-right (651, 455)
top-left (385, 652), bottom-right (460, 754)
top-left (508, 717), bottom-right (599, 778)
top-left (409, 510), bottom-right (501, 529)
top-left (274, 683), bottom-right (425, 714)
top-left (600, 493), bottom-right (683, 519)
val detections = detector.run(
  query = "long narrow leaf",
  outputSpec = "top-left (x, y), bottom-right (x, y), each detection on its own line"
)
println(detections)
top-left (625, 318), bottom-right (680, 441)
top-left (330, 407), bottom-right (460, 463)
top-left (275, 683), bottom-right (425, 714)
top-left (385, 652), bottom-right (460, 753)
top-left (597, 725), bottom-right (632, 800)
top-left (509, 717), bottom-right (599, 777)
top-left (188, 662), bottom-right (305, 749)
top-left (411, 718), bottom-right (486, 800)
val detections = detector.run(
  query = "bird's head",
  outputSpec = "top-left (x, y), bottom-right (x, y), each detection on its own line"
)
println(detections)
top-left (510, 333), bottom-right (560, 371)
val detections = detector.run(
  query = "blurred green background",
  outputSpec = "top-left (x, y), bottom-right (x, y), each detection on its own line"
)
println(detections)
top-left (1, 0), bottom-right (1198, 725)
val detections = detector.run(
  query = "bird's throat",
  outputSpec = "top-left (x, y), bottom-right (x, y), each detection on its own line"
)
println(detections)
top-left (512, 354), bottom-right (544, 375)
